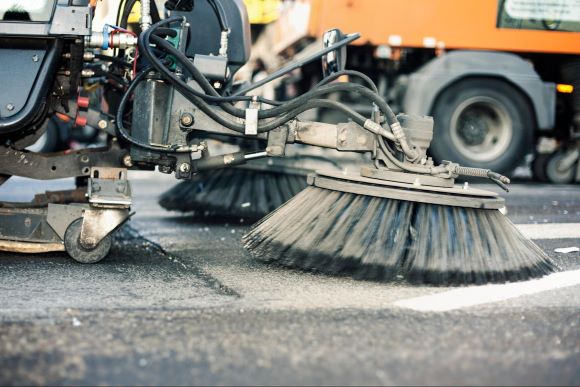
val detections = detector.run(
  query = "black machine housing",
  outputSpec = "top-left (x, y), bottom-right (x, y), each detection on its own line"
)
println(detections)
top-left (0, 0), bottom-right (91, 139)
top-left (173, 0), bottom-right (251, 79)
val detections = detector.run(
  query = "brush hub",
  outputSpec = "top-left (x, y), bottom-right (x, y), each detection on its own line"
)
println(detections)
top-left (307, 169), bottom-right (505, 209)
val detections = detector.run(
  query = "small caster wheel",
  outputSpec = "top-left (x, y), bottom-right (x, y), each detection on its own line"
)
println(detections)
top-left (64, 218), bottom-right (113, 263)
top-left (546, 152), bottom-right (576, 184)
top-left (531, 154), bottom-right (550, 182)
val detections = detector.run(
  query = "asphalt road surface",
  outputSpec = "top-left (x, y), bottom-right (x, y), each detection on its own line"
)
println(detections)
top-left (0, 173), bottom-right (579, 386)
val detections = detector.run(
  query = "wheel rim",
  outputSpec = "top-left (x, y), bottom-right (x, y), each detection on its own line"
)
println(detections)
top-left (546, 153), bottom-right (575, 184)
top-left (449, 96), bottom-right (513, 163)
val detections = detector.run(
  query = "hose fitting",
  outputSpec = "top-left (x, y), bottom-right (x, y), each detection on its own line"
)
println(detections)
top-left (140, 0), bottom-right (152, 31)
top-left (364, 119), bottom-right (394, 140)
top-left (219, 29), bottom-right (230, 57)
top-left (454, 165), bottom-right (511, 192)
top-left (390, 122), bottom-right (420, 162)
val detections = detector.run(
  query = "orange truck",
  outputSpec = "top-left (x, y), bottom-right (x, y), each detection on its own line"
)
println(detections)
top-left (258, 0), bottom-right (580, 182)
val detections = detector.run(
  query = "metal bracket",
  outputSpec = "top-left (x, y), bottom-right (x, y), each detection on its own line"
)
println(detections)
top-left (47, 204), bottom-right (86, 240)
top-left (336, 122), bottom-right (375, 151)
top-left (47, 203), bottom-right (130, 250)
top-left (79, 208), bottom-right (130, 249)
top-left (0, 143), bottom-right (127, 180)
top-left (245, 107), bottom-right (259, 136)
top-left (87, 167), bottom-right (132, 207)
top-left (266, 126), bottom-right (289, 156)
top-left (360, 165), bottom-right (454, 188)
top-left (48, 6), bottom-right (91, 36)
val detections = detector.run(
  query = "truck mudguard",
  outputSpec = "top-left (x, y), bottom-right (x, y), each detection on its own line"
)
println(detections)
top-left (402, 51), bottom-right (556, 130)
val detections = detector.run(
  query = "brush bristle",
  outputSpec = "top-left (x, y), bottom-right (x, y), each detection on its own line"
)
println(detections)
top-left (159, 168), bottom-right (307, 219)
top-left (243, 186), bottom-right (559, 285)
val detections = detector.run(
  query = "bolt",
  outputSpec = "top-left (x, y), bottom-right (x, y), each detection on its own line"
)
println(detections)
top-left (159, 165), bottom-right (172, 174)
top-left (116, 181), bottom-right (126, 193)
top-left (32, 54), bottom-right (39, 62)
top-left (97, 120), bottom-right (108, 130)
top-left (180, 113), bottom-right (194, 128)
top-left (5, 103), bottom-right (14, 111)
top-left (83, 51), bottom-right (95, 61)
top-left (122, 154), bottom-right (133, 168)
top-left (91, 182), bottom-right (101, 192)
top-left (83, 237), bottom-right (97, 248)
top-left (213, 81), bottom-right (222, 89)
top-left (179, 163), bottom-right (190, 173)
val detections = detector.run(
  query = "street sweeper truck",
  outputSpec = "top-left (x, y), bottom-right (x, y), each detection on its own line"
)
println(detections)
top-left (253, 0), bottom-right (580, 182)
top-left (0, 0), bottom-right (557, 285)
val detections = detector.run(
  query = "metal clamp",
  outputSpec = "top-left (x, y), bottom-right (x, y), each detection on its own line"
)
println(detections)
top-left (87, 167), bottom-right (132, 207)
top-left (245, 97), bottom-right (260, 136)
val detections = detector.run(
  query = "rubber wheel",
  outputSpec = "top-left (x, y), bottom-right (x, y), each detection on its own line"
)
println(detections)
top-left (64, 218), bottom-right (112, 264)
top-left (531, 154), bottom-right (551, 182)
top-left (546, 152), bottom-right (576, 184)
top-left (430, 78), bottom-right (533, 175)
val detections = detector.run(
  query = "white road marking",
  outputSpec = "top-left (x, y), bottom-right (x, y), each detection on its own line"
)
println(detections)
top-left (516, 223), bottom-right (580, 240)
top-left (394, 269), bottom-right (580, 312)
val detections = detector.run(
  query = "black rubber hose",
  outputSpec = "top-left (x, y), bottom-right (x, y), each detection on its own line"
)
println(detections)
top-left (140, 17), bottom-right (399, 131)
top-left (317, 70), bottom-right (379, 94)
top-left (116, 0), bottom-right (125, 26)
top-left (120, 0), bottom-right (161, 28)
top-left (152, 27), bottom-right (178, 38)
top-left (147, 24), bottom-right (374, 108)
top-left (147, 35), bottom-right (253, 104)
top-left (120, 0), bottom-right (137, 28)
top-left (95, 53), bottom-right (132, 68)
top-left (208, 0), bottom-right (229, 31)
top-left (151, 33), bottom-right (390, 121)
top-left (145, 17), bottom-right (394, 125)
top-left (118, 66), bottom-right (370, 140)
top-left (150, 0), bottom-right (162, 23)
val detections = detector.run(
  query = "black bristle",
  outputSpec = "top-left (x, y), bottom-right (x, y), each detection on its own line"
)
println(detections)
top-left (243, 186), bottom-right (559, 285)
top-left (159, 168), bottom-right (308, 220)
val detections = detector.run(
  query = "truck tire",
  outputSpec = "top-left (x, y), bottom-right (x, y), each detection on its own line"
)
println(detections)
top-left (430, 78), bottom-right (533, 175)
top-left (545, 151), bottom-right (577, 184)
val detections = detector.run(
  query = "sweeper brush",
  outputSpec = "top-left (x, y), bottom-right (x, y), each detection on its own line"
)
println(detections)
top-left (158, 146), bottom-right (357, 220)
top-left (243, 170), bottom-right (559, 285)
top-left (159, 164), bottom-right (308, 220)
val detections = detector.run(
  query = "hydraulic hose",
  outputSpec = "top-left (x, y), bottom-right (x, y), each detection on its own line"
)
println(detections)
top-left (151, 32), bottom-right (388, 121)
top-left (143, 18), bottom-right (393, 123)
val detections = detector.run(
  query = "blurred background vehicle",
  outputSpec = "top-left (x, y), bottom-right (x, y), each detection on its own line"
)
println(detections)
top-left (246, 0), bottom-right (580, 183)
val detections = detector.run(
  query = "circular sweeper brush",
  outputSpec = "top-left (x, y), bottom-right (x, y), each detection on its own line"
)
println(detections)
top-left (243, 169), bottom-right (559, 285)
top-left (159, 163), bottom-right (309, 221)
